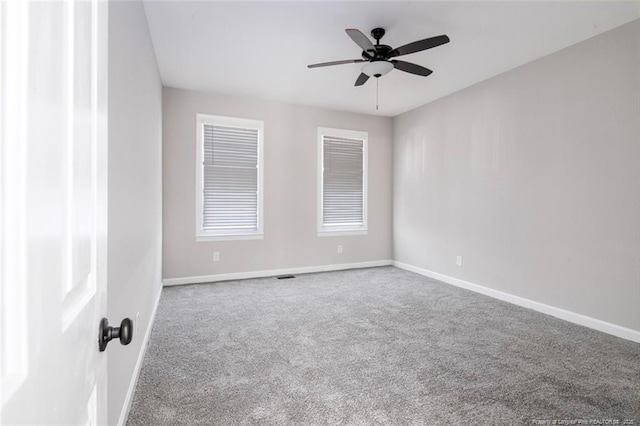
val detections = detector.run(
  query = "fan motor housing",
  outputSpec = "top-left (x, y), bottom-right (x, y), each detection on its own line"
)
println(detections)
top-left (361, 44), bottom-right (392, 60)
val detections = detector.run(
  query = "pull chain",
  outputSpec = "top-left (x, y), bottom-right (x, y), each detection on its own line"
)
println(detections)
top-left (376, 78), bottom-right (379, 111)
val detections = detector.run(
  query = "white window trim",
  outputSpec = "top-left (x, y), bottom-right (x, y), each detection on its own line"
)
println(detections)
top-left (317, 127), bottom-right (368, 237)
top-left (195, 113), bottom-right (264, 242)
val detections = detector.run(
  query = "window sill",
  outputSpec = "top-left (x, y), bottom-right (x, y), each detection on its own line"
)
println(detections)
top-left (317, 229), bottom-right (368, 237)
top-left (196, 233), bottom-right (264, 242)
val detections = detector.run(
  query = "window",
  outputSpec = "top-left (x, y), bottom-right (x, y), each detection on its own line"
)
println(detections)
top-left (196, 114), bottom-right (264, 241)
top-left (318, 127), bottom-right (368, 236)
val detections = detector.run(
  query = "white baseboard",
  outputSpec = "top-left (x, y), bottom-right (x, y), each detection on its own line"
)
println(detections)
top-left (117, 283), bottom-right (163, 426)
top-left (163, 259), bottom-right (392, 287)
top-left (392, 261), bottom-right (640, 343)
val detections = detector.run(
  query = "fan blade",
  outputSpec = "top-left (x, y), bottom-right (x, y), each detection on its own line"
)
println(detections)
top-left (308, 59), bottom-right (366, 68)
top-left (355, 73), bottom-right (370, 86)
top-left (391, 60), bottom-right (433, 76)
top-left (388, 34), bottom-right (450, 58)
top-left (346, 29), bottom-right (375, 53)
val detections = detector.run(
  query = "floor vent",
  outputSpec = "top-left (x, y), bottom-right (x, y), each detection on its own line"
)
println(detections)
top-left (276, 275), bottom-right (296, 280)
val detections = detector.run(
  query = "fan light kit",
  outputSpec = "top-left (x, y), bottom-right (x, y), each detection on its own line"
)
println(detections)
top-left (308, 27), bottom-right (450, 110)
top-left (361, 61), bottom-right (394, 77)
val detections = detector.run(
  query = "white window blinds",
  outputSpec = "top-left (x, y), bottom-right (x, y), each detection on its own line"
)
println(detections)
top-left (202, 123), bottom-right (259, 233)
top-left (322, 134), bottom-right (365, 227)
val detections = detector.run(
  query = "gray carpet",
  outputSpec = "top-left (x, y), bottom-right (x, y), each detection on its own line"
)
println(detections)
top-left (127, 266), bottom-right (639, 425)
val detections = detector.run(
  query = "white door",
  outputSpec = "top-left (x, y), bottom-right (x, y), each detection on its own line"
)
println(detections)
top-left (1, 0), bottom-right (109, 424)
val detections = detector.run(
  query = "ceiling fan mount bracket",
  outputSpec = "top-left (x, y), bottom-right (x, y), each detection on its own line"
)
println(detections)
top-left (371, 27), bottom-right (386, 43)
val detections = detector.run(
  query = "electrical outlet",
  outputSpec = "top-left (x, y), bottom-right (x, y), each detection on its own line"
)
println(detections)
top-left (213, 251), bottom-right (220, 262)
top-left (456, 256), bottom-right (463, 267)
top-left (337, 245), bottom-right (343, 254)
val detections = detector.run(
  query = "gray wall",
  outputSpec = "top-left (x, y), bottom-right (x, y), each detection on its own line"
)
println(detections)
top-left (163, 88), bottom-right (392, 279)
top-left (107, 2), bottom-right (163, 424)
top-left (393, 20), bottom-right (640, 331)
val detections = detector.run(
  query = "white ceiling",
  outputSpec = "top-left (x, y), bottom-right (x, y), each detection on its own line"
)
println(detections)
top-left (143, 1), bottom-right (639, 117)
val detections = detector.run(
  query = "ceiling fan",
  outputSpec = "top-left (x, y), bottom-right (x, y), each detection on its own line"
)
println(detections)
top-left (308, 28), bottom-right (450, 86)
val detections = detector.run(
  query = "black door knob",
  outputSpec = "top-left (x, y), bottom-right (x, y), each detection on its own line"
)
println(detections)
top-left (98, 317), bottom-right (133, 352)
